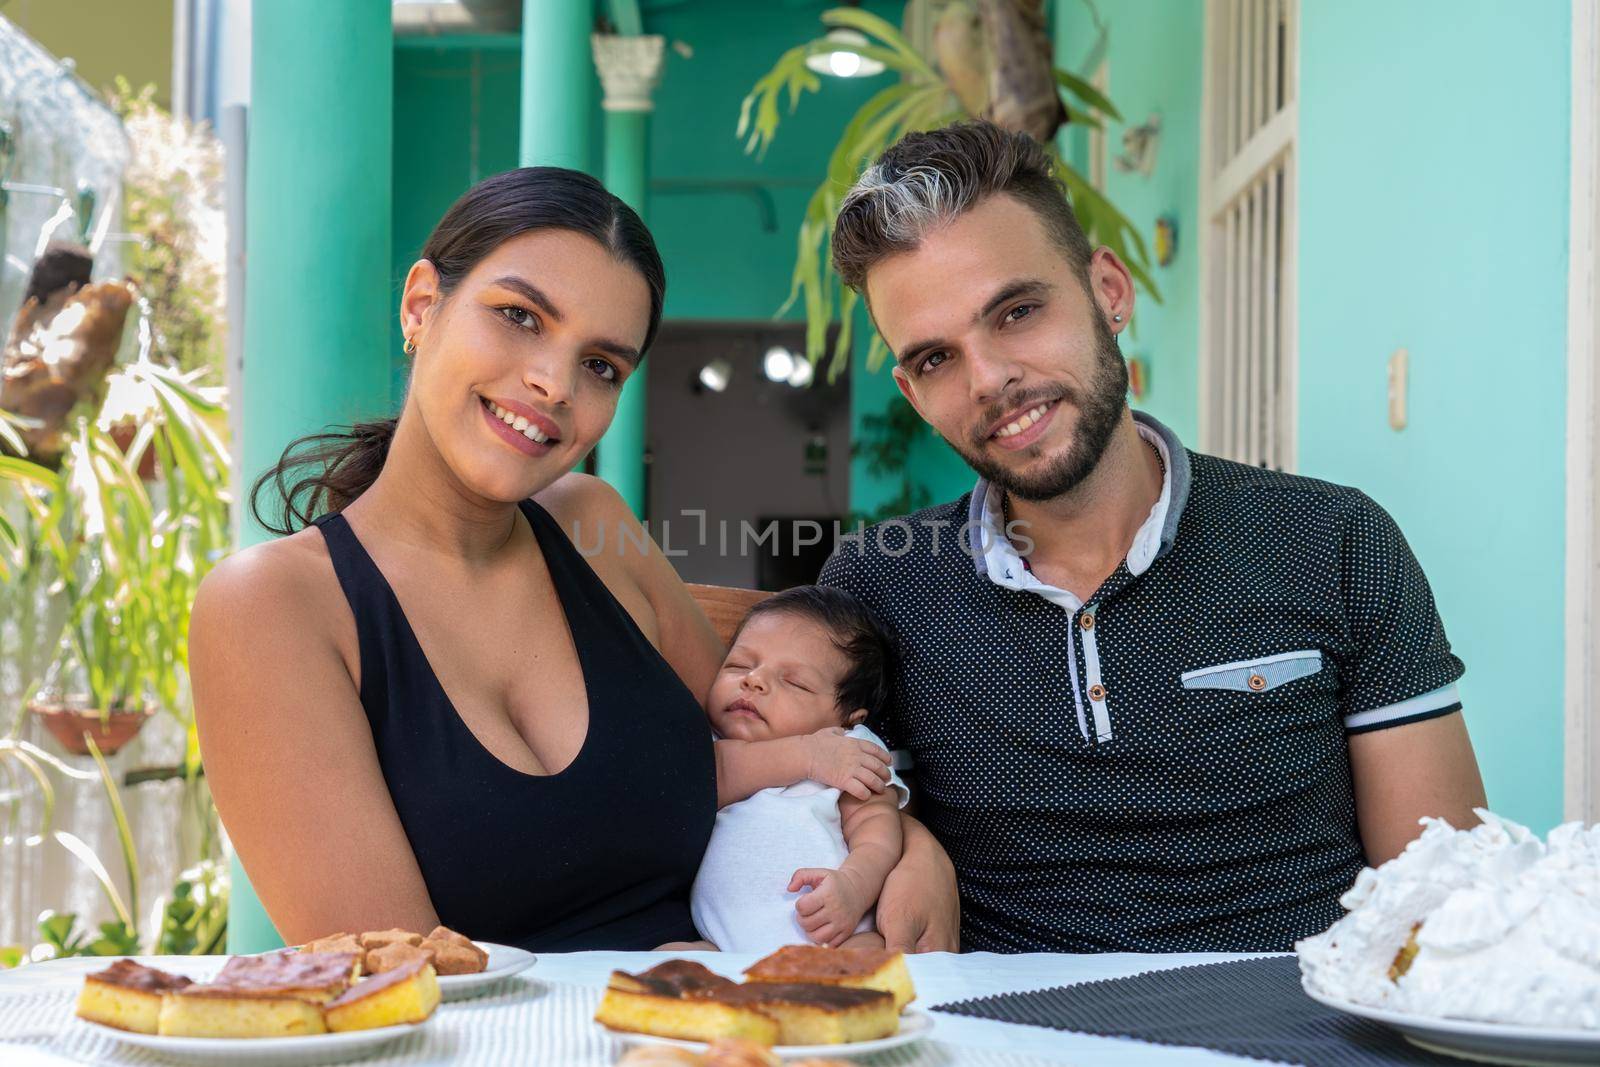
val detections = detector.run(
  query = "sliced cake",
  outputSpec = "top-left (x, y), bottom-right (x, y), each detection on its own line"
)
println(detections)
top-left (743, 946), bottom-right (915, 1012)
top-left (701, 983), bottom-right (897, 1044)
top-left (75, 959), bottom-right (193, 1034)
top-left (596, 962), bottom-right (775, 1046)
top-left (156, 984), bottom-right (327, 1038)
top-left (323, 958), bottom-right (440, 1032)
top-left (366, 940), bottom-right (436, 974)
top-left (302, 933), bottom-right (367, 974)
top-left (358, 928), bottom-right (422, 952)
top-left (608, 960), bottom-right (736, 996)
top-left (425, 925), bottom-right (488, 970)
top-left (212, 950), bottom-right (358, 1002)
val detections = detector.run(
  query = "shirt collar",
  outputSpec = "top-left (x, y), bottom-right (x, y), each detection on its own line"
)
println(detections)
top-left (968, 411), bottom-right (1192, 589)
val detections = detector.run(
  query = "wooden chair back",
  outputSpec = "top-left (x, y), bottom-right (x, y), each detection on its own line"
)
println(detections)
top-left (686, 583), bottom-right (772, 647)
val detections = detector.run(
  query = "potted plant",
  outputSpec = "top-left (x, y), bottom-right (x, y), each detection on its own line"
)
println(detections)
top-left (12, 360), bottom-right (229, 758)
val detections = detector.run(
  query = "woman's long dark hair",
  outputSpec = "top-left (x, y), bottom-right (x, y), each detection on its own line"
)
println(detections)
top-left (249, 167), bottom-right (666, 535)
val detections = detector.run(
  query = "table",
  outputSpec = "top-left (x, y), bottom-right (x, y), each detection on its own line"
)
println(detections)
top-left (0, 949), bottom-right (1280, 1065)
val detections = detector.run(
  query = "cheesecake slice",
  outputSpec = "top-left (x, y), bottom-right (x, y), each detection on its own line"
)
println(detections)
top-left (595, 987), bottom-right (780, 1046)
top-left (608, 960), bottom-right (736, 996)
top-left (156, 984), bottom-right (327, 1038)
top-left (212, 950), bottom-right (358, 1003)
top-left (596, 962), bottom-right (775, 1046)
top-left (702, 983), bottom-right (897, 1045)
top-left (75, 960), bottom-right (193, 1034)
top-left (743, 946), bottom-right (915, 1012)
top-left (323, 958), bottom-right (440, 1032)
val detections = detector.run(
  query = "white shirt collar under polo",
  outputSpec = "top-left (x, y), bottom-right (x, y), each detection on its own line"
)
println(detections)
top-left (967, 412), bottom-right (1178, 611)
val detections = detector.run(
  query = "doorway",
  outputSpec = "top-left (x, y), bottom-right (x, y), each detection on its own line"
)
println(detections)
top-left (645, 321), bottom-right (850, 590)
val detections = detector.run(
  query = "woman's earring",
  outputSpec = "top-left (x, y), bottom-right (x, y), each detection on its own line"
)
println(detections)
top-left (403, 336), bottom-right (417, 356)
top-left (1113, 314), bottom-right (1124, 323)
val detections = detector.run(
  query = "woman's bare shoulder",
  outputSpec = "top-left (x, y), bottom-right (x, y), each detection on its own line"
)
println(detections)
top-left (535, 471), bottom-right (632, 528)
top-left (192, 525), bottom-right (343, 641)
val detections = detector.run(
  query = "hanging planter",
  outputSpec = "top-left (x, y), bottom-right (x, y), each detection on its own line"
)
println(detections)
top-left (28, 702), bottom-right (153, 757)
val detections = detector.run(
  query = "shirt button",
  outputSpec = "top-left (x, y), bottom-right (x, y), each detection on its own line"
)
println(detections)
top-left (1088, 684), bottom-right (1107, 702)
top-left (1247, 673), bottom-right (1268, 691)
top-left (1079, 612), bottom-right (1095, 631)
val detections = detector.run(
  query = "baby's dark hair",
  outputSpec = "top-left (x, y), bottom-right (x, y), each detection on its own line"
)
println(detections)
top-left (736, 585), bottom-right (897, 722)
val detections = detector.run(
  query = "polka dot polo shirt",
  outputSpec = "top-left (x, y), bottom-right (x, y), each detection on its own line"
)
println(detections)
top-left (818, 412), bottom-right (1465, 954)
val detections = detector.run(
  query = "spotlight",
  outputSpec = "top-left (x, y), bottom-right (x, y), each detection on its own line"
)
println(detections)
top-left (763, 345), bottom-right (796, 383)
top-left (787, 359), bottom-right (814, 388)
top-left (697, 358), bottom-right (731, 393)
top-left (803, 30), bottom-right (885, 79)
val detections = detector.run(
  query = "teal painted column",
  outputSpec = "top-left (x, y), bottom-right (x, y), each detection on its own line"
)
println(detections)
top-left (520, 0), bottom-right (595, 170)
top-left (591, 34), bottom-right (664, 515)
top-left (229, 0), bottom-right (394, 954)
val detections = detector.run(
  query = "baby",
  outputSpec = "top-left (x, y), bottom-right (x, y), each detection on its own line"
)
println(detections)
top-left (689, 585), bottom-right (908, 953)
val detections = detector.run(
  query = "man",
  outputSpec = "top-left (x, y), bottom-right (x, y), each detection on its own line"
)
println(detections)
top-left (818, 121), bottom-right (1486, 953)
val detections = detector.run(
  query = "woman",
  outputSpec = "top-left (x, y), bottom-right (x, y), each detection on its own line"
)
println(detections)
top-left (190, 167), bottom-right (956, 952)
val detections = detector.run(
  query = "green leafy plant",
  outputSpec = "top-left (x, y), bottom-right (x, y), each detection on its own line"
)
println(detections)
top-left (0, 355), bottom-right (230, 962)
top-left (16, 356), bottom-right (230, 729)
top-left (0, 76), bottom-right (232, 970)
top-left (156, 861), bottom-right (228, 957)
top-left (852, 395), bottom-right (934, 524)
top-left (108, 78), bottom-right (227, 382)
top-left (739, 4), bottom-right (1156, 381)
top-left (34, 910), bottom-right (140, 959)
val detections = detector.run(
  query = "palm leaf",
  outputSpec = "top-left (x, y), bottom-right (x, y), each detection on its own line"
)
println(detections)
top-left (85, 737), bottom-right (140, 929)
top-left (0, 457), bottom-right (62, 494)
top-left (1055, 68), bottom-right (1123, 122)
top-left (54, 831), bottom-right (132, 930)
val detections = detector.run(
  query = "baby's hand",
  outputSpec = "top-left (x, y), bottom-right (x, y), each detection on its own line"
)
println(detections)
top-left (803, 728), bottom-right (891, 800)
top-left (789, 867), bottom-right (870, 948)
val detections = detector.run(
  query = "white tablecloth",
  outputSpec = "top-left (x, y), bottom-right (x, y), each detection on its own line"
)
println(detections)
top-left (0, 949), bottom-right (1282, 1065)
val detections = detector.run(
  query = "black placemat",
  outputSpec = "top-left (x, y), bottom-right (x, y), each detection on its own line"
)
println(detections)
top-left (933, 955), bottom-right (1457, 1067)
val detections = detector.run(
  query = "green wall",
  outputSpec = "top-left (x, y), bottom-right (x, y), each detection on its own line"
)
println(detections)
top-left (1297, 0), bottom-right (1571, 831)
top-left (390, 41), bottom-right (525, 401)
top-left (1055, 0), bottom-right (1204, 445)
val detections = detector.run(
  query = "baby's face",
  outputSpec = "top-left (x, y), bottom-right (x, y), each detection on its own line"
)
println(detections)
top-left (707, 612), bottom-right (852, 742)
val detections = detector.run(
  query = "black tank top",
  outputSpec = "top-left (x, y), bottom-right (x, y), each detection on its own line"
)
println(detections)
top-left (315, 498), bottom-right (715, 951)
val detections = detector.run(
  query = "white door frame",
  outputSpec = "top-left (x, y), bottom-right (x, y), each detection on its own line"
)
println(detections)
top-left (1565, 0), bottom-right (1600, 824)
top-left (1198, 0), bottom-right (1299, 472)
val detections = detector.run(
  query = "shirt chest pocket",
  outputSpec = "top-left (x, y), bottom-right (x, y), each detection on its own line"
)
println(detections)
top-left (1174, 649), bottom-right (1340, 774)
top-left (1180, 649), bottom-right (1324, 693)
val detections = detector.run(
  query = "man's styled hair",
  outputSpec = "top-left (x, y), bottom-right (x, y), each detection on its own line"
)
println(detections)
top-left (736, 585), bottom-right (897, 722)
top-left (831, 120), bottom-right (1095, 294)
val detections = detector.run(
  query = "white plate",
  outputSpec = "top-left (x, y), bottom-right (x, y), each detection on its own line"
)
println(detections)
top-left (438, 942), bottom-right (537, 1000)
top-left (610, 1009), bottom-right (935, 1060)
top-left (76, 1018), bottom-right (426, 1065)
top-left (0, 943), bottom-right (535, 1001)
top-left (1303, 982), bottom-right (1600, 1066)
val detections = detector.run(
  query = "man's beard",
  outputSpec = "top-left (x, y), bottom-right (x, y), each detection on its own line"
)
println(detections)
top-left (946, 313), bottom-right (1128, 503)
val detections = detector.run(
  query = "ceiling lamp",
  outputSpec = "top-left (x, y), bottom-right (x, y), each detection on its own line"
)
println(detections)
top-left (697, 358), bottom-right (732, 393)
top-left (763, 345), bottom-right (796, 383)
top-left (804, 29), bottom-right (884, 79)
top-left (787, 358), bottom-right (814, 388)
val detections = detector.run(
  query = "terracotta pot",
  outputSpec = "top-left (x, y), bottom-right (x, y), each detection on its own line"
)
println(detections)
top-left (28, 703), bottom-right (154, 757)
top-left (107, 421), bottom-right (159, 481)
